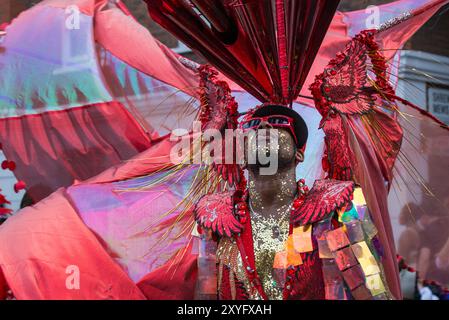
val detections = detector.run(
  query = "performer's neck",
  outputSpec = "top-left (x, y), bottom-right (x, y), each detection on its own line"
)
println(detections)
top-left (247, 164), bottom-right (297, 217)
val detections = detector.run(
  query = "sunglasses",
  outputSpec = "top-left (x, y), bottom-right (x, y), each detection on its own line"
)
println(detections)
top-left (240, 115), bottom-right (298, 145)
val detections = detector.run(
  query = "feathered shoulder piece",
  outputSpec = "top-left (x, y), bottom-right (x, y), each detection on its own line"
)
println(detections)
top-left (194, 191), bottom-right (244, 238)
top-left (195, 65), bottom-right (244, 188)
top-left (291, 179), bottom-right (355, 226)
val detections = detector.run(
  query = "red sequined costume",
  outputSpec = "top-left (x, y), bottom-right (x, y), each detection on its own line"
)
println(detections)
top-left (186, 28), bottom-right (404, 300)
top-left (194, 180), bottom-right (390, 300)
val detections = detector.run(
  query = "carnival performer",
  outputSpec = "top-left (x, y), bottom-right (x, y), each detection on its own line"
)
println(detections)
top-left (1, 0), bottom-right (448, 300)
top-left (193, 102), bottom-right (391, 300)
top-left (146, 0), bottom-right (410, 300)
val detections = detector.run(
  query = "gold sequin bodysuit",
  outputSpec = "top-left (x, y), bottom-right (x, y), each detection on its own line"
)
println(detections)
top-left (250, 209), bottom-right (291, 300)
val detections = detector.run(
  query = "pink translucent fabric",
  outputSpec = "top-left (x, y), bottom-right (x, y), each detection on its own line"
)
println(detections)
top-left (0, 102), bottom-right (152, 202)
top-left (68, 166), bottom-right (198, 282)
top-left (299, 0), bottom-right (449, 105)
top-left (346, 112), bottom-right (402, 299)
top-left (389, 102), bottom-right (449, 286)
top-left (0, 189), bottom-right (146, 300)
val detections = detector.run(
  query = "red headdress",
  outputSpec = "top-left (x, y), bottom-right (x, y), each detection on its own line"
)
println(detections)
top-left (146, 0), bottom-right (339, 181)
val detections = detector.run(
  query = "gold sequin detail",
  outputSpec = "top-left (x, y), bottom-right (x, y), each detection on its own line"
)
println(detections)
top-left (216, 237), bottom-right (254, 298)
top-left (216, 200), bottom-right (295, 300)
top-left (251, 206), bottom-right (291, 300)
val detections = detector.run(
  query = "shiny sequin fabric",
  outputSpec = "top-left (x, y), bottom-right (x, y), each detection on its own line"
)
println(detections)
top-left (210, 186), bottom-right (392, 300)
top-left (251, 210), bottom-right (291, 300)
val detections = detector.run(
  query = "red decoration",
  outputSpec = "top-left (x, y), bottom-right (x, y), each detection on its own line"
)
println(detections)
top-left (0, 207), bottom-right (12, 216)
top-left (194, 191), bottom-right (244, 237)
top-left (0, 194), bottom-right (10, 205)
top-left (7, 161), bottom-right (16, 171)
top-left (291, 179), bottom-right (354, 226)
top-left (14, 181), bottom-right (26, 193)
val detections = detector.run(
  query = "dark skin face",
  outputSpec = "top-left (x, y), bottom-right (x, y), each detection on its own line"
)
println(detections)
top-left (245, 122), bottom-right (304, 218)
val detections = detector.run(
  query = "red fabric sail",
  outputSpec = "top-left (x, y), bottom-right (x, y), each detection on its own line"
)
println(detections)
top-left (389, 100), bottom-right (449, 287)
top-left (0, 0), bottom-right (198, 204)
top-left (0, 101), bottom-right (151, 202)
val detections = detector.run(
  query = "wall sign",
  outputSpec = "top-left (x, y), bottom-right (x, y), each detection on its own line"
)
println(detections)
top-left (428, 86), bottom-right (449, 125)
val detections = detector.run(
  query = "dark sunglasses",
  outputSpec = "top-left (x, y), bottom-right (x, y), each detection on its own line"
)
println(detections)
top-left (240, 115), bottom-right (297, 145)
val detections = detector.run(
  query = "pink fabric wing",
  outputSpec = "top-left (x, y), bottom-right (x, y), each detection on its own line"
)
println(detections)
top-left (67, 166), bottom-right (199, 283)
top-left (0, 102), bottom-right (152, 202)
top-left (0, 189), bottom-right (146, 299)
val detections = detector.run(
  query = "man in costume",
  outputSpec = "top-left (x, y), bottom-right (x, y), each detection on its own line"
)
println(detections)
top-left (193, 102), bottom-right (390, 300)
top-left (147, 0), bottom-right (409, 300)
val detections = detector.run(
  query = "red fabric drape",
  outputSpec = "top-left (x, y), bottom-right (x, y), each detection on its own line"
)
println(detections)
top-left (0, 189), bottom-right (147, 300)
top-left (137, 243), bottom-right (198, 300)
top-left (0, 101), bottom-right (152, 202)
top-left (0, 268), bottom-right (7, 300)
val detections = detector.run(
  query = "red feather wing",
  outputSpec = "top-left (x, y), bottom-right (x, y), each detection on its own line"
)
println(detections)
top-left (198, 66), bottom-right (242, 188)
top-left (291, 179), bottom-right (354, 226)
top-left (194, 191), bottom-right (243, 237)
top-left (317, 37), bottom-right (374, 115)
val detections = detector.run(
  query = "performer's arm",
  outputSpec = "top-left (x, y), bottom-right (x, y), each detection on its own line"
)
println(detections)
top-left (436, 238), bottom-right (449, 270)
